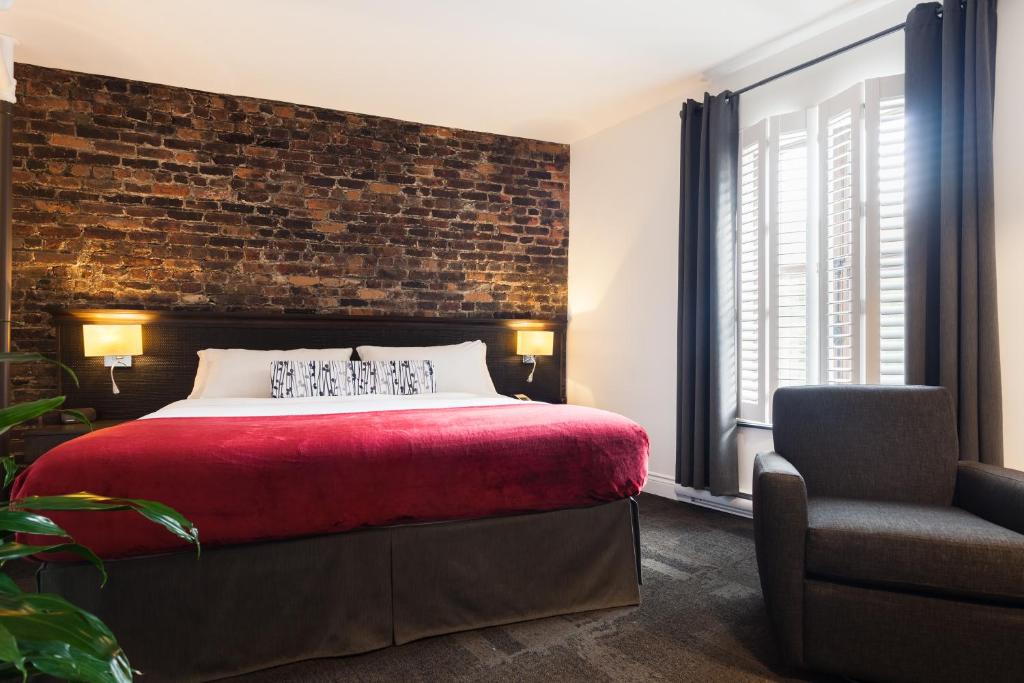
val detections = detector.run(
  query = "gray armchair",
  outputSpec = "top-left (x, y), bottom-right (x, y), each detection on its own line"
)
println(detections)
top-left (754, 385), bottom-right (1024, 683)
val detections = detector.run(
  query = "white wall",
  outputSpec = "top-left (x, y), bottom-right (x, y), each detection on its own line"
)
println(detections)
top-left (569, 0), bottom-right (1024, 502)
top-left (994, 0), bottom-right (1024, 472)
top-left (566, 89), bottom-right (791, 497)
top-left (568, 96), bottom-right (694, 496)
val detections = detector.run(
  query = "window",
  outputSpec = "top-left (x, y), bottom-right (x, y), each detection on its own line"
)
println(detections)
top-left (737, 75), bottom-right (906, 424)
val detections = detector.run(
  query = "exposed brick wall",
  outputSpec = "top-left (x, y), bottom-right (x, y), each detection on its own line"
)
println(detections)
top-left (9, 64), bottom-right (569, 402)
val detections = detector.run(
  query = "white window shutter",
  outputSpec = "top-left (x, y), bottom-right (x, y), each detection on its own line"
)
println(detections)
top-left (734, 75), bottom-right (909, 426)
top-left (865, 75), bottom-right (907, 385)
top-left (738, 120), bottom-right (768, 422)
top-left (769, 111), bottom-right (812, 406)
top-left (818, 85), bottom-right (863, 385)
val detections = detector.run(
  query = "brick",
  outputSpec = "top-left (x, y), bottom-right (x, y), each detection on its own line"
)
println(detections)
top-left (152, 183), bottom-right (190, 197)
top-left (368, 182), bottom-right (401, 195)
top-left (9, 63), bottom-right (569, 405)
top-left (49, 133), bottom-right (93, 151)
top-left (286, 275), bottom-right (320, 287)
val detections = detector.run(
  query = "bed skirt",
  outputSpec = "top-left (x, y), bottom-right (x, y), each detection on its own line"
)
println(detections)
top-left (37, 498), bottom-right (642, 682)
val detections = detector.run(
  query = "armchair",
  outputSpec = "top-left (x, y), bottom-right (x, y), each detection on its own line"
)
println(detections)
top-left (754, 385), bottom-right (1024, 683)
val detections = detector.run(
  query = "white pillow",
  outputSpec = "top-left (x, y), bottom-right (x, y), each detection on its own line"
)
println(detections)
top-left (355, 341), bottom-right (497, 395)
top-left (189, 348), bottom-right (353, 399)
top-left (188, 353), bottom-right (213, 399)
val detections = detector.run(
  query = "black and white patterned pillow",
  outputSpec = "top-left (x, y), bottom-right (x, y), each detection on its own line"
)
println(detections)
top-left (344, 360), bottom-right (436, 396)
top-left (270, 360), bottom-right (347, 398)
top-left (270, 360), bottom-right (436, 398)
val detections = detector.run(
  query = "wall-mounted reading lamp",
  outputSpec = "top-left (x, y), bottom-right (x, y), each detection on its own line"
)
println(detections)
top-left (516, 330), bottom-right (553, 383)
top-left (83, 324), bottom-right (143, 395)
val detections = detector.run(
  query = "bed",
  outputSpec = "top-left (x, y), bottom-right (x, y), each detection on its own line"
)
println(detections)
top-left (14, 310), bottom-right (649, 681)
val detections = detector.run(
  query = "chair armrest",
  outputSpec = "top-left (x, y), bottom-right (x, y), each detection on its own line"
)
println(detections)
top-left (955, 462), bottom-right (1024, 535)
top-left (752, 451), bottom-right (808, 666)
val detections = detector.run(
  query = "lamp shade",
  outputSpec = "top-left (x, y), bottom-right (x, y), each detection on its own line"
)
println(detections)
top-left (516, 330), bottom-right (554, 356)
top-left (83, 324), bottom-right (143, 357)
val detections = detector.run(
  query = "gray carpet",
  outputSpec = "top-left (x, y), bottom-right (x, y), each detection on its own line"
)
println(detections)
top-left (231, 494), bottom-right (834, 682)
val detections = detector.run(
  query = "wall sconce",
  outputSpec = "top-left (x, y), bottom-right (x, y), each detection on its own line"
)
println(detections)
top-left (83, 324), bottom-right (143, 395)
top-left (516, 330), bottom-right (554, 383)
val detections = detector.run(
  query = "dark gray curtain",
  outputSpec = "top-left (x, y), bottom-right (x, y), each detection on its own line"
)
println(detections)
top-left (905, 0), bottom-right (1002, 465)
top-left (676, 93), bottom-right (739, 495)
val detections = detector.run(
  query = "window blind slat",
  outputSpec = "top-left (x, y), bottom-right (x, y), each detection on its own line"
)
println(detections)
top-left (866, 75), bottom-right (907, 385)
top-left (769, 111), bottom-right (812, 411)
top-left (738, 120), bottom-right (768, 422)
top-left (776, 129), bottom-right (809, 387)
top-left (819, 86), bottom-right (862, 386)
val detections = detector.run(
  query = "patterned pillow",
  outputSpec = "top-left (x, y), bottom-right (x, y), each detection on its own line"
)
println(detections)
top-left (270, 360), bottom-right (436, 398)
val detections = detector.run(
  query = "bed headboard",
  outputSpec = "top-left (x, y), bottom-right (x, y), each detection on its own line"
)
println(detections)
top-left (53, 309), bottom-right (566, 420)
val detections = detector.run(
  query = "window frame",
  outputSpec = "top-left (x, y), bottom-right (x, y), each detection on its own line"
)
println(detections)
top-left (735, 75), bottom-right (906, 426)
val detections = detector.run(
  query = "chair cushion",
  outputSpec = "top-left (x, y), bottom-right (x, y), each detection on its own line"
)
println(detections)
top-left (773, 386), bottom-right (959, 505)
top-left (806, 498), bottom-right (1024, 605)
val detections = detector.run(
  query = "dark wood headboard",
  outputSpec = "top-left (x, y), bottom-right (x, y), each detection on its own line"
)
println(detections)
top-left (54, 309), bottom-right (566, 420)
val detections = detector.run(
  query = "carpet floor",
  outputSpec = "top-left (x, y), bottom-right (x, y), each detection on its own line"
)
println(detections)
top-left (231, 494), bottom-right (836, 682)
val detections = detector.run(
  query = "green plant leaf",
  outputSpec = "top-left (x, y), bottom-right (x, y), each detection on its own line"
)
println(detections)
top-left (1, 457), bottom-right (21, 489)
top-left (0, 623), bottom-right (26, 680)
top-left (0, 511), bottom-right (68, 538)
top-left (12, 493), bottom-right (200, 553)
top-left (0, 591), bottom-right (114, 651)
top-left (58, 409), bottom-right (93, 430)
top-left (0, 591), bottom-right (132, 683)
top-left (0, 353), bottom-right (80, 389)
top-left (0, 542), bottom-right (106, 585)
top-left (20, 641), bottom-right (131, 683)
top-left (0, 573), bottom-right (22, 595)
top-left (0, 397), bottom-right (66, 437)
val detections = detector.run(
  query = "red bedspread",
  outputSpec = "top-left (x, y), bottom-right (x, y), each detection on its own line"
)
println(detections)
top-left (12, 403), bottom-right (649, 560)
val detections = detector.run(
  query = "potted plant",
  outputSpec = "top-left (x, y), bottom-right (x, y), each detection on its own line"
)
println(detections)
top-left (0, 352), bottom-right (199, 682)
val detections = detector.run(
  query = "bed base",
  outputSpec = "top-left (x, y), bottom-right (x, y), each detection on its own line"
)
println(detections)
top-left (38, 498), bottom-right (641, 682)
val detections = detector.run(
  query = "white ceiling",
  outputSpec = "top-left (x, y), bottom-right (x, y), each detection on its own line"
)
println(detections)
top-left (0, 0), bottom-right (889, 143)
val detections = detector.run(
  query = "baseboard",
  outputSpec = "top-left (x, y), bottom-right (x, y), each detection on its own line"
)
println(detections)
top-left (641, 472), bottom-right (680, 499)
top-left (643, 472), bottom-right (753, 519)
top-left (674, 486), bottom-right (753, 518)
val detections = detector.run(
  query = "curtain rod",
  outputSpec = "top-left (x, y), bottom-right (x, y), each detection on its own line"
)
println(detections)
top-left (728, 0), bottom-right (961, 99)
top-left (728, 21), bottom-right (907, 98)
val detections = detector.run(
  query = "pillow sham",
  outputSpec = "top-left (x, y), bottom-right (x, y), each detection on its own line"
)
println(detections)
top-left (355, 340), bottom-right (496, 395)
top-left (270, 360), bottom-right (436, 398)
top-left (190, 347), bottom-right (354, 399)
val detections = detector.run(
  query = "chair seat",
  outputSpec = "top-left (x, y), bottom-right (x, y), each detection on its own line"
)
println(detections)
top-left (806, 498), bottom-right (1024, 605)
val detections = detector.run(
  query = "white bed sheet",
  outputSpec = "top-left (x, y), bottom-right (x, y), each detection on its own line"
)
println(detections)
top-left (141, 392), bottom-right (525, 419)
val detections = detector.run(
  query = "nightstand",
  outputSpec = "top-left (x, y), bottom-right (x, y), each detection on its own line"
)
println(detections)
top-left (21, 420), bottom-right (127, 464)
